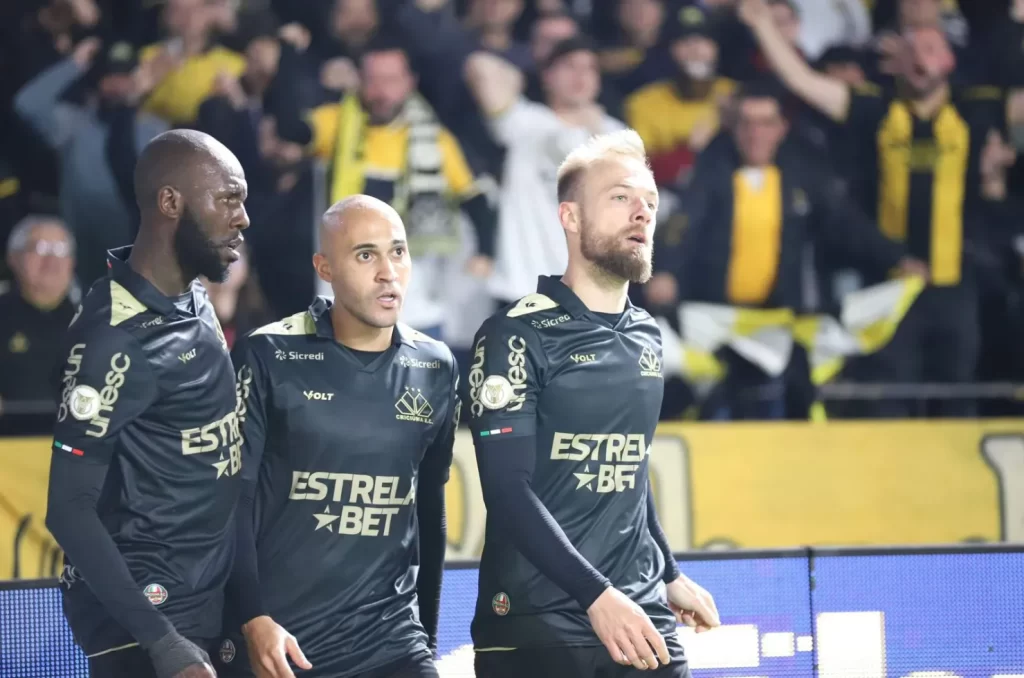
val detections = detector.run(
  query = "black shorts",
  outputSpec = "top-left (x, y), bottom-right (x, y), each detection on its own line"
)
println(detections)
top-left (87, 639), bottom-right (216, 678)
top-left (474, 641), bottom-right (691, 678)
top-left (216, 649), bottom-right (438, 678)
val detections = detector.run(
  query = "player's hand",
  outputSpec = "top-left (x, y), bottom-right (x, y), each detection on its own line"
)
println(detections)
top-left (242, 615), bottom-right (312, 678)
top-left (172, 664), bottom-right (217, 678)
top-left (666, 574), bottom-right (721, 633)
top-left (587, 587), bottom-right (670, 670)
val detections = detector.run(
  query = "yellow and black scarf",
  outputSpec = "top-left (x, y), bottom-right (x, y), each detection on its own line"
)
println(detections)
top-left (330, 93), bottom-right (460, 257)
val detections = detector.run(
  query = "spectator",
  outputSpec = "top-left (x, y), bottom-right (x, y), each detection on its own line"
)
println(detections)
top-left (137, 0), bottom-right (245, 125)
top-left (740, 0), bottom-right (1020, 417)
top-left (196, 14), bottom-right (323, 319)
top-left (788, 0), bottom-right (871, 61)
top-left (0, 215), bottom-right (78, 411)
top-left (465, 0), bottom-right (533, 71)
top-left (307, 40), bottom-right (498, 337)
top-left (648, 84), bottom-right (924, 419)
top-left (465, 37), bottom-right (624, 306)
top-left (14, 37), bottom-right (168, 289)
top-left (625, 5), bottom-right (736, 189)
top-left (599, 0), bottom-right (673, 97)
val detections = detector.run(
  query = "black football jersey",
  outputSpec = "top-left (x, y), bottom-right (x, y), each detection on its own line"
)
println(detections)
top-left (467, 276), bottom-right (676, 649)
top-left (51, 246), bottom-right (241, 655)
top-left (219, 297), bottom-right (459, 677)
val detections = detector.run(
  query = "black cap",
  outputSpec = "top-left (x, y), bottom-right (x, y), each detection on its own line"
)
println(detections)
top-left (97, 41), bottom-right (138, 76)
top-left (664, 5), bottom-right (718, 44)
top-left (542, 36), bottom-right (596, 72)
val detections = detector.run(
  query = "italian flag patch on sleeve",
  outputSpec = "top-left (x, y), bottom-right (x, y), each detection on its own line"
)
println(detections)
top-left (53, 441), bottom-right (84, 456)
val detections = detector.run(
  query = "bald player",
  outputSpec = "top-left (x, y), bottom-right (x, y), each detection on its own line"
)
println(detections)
top-left (45, 129), bottom-right (250, 677)
top-left (217, 195), bottom-right (458, 678)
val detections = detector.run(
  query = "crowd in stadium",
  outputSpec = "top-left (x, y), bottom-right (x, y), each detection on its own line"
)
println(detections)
top-left (2, 0), bottom-right (1024, 425)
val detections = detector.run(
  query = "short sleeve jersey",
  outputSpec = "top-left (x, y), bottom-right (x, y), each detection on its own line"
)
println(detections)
top-left (467, 276), bottom-right (675, 649)
top-left (219, 297), bottom-right (459, 677)
top-left (51, 246), bottom-right (241, 655)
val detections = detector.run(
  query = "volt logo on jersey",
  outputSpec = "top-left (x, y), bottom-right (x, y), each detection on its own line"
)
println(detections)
top-left (304, 390), bottom-right (335, 401)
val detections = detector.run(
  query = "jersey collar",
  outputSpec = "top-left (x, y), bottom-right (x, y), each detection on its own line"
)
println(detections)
top-left (308, 295), bottom-right (416, 348)
top-left (106, 246), bottom-right (183, 316)
top-left (536, 275), bottom-right (636, 326)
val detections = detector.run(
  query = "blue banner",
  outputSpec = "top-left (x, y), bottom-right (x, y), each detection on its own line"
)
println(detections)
top-left (3, 549), bottom-right (1023, 677)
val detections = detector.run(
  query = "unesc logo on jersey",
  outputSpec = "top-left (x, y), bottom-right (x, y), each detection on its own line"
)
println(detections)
top-left (639, 347), bottom-right (662, 378)
top-left (395, 387), bottom-right (434, 424)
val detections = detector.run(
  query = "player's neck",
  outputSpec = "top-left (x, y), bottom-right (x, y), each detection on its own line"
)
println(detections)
top-left (128, 232), bottom-right (192, 297)
top-left (561, 265), bottom-right (629, 314)
top-left (330, 305), bottom-right (393, 352)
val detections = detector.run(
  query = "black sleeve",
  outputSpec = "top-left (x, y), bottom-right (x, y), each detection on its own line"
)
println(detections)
top-left (842, 83), bottom-right (888, 131)
top-left (468, 320), bottom-right (612, 610)
top-left (460, 192), bottom-right (497, 258)
top-left (224, 336), bottom-right (272, 626)
top-left (654, 144), bottom-right (720, 278)
top-left (415, 357), bottom-right (460, 651)
top-left (646, 477), bottom-right (680, 584)
top-left (46, 327), bottom-right (173, 648)
top-left (812, 170), bottom-right (906, 271)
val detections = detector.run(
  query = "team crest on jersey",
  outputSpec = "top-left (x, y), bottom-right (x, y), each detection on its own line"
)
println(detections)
top-left (492, 592), bottom-right (511, 616)
top-left (69, 384), bottom-right (101, 420)
top-left (479, 375), bottom-right (514, 410)
top-left (395, 386), bottom-right (434, 424)
top-left (219, 639), bottom-right (236, 663)
top-left (143, 583), bottom-right (168, 606)
top-left (639, 347), bottom-right (662, 378)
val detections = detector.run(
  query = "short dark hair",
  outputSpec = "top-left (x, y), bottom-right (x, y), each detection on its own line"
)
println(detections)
top-left (358, 35), bottom-right (412, 71)
top-left (542, 36), bottom-right (596, 72)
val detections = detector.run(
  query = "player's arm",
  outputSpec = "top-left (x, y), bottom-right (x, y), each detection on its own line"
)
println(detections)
top-left (229, 336), bottom-right (312, 675)
top-left (737, 0), bottom-right (850, 122)
top-left (45, 328), bottom-right (212, 674)
top-left (468, 322), bottom-right (612, 608)
top-left (645, 478), bottom-right (681, 584)
top-left (416, 357), bottom-right (460, 653)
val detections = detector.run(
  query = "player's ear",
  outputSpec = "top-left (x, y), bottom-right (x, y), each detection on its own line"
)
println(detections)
top-left (558, 202), bottom-right (581, 235)
top-left (312, 252), bottom-right (332, 283)
top-left (158, 187), bottom-right (181, 220)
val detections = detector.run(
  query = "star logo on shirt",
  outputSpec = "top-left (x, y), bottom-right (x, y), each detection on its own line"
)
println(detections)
top-left (212, 458), bottom-right (231, 479)
top-left (313, 506), bottom-right (339, 532)
top-left (574, 465), bottom-right (596, 491)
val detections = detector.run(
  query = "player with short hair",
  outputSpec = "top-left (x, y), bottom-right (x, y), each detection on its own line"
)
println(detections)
top-left (45, 129), bottom-right (250, 678)
top-left (217, 195), bottom-right (458, 678)
top-left (468, 130), bottom-right (721, 677)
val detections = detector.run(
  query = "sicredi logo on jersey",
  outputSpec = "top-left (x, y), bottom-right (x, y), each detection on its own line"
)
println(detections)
top-left (274, 349), bottom-right (325, 361)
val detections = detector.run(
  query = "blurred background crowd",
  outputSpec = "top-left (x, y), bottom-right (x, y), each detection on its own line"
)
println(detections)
top-left (2, 0), bottom-right (1024, 431)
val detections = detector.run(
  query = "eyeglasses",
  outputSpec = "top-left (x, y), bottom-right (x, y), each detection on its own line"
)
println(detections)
top-left (26, 240), bottom-right (73, 258)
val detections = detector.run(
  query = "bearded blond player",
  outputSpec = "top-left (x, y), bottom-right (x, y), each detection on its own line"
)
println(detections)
top-left (466, 130), bottom-right (720, 677)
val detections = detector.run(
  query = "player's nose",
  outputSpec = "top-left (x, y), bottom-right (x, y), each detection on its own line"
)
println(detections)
top-left (232, 206), bottom-right (251, 231)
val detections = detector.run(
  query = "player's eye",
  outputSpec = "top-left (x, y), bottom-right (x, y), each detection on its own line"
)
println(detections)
top-left (614, 194), bottom-right (628, 201)
top-left (357, 251), bottom-right (372, 261)
top-left (393, 247), bottom-right (406, 258)
top-left (647, 202), bottom-right (656, 210)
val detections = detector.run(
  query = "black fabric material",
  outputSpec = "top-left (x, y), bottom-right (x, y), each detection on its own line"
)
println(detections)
top-left (475, 434), bottom-right (612, 610)
top-left (474, 639), bottom-right (691, 678)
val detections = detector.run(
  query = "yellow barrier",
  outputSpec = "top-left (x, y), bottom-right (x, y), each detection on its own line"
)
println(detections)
top-left (444, 420), bottom-right (1024, 558)
top-left (4, 421), bottom-right (1024, 577)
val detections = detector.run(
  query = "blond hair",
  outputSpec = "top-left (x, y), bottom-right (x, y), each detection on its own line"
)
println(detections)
top-left (555, 129), bottom-right (650, 203)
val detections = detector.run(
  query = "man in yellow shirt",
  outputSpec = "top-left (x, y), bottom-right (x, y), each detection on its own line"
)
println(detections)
top-left (625, 5), bottom-right (735, 188)
top-left (138, 0), bottom-right (246, 125)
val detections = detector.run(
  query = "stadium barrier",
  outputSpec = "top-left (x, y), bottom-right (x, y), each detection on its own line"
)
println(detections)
top-left (2, 545), bottom-right (1022, 678)
top-left (4, 419), bottom-right (1024, 577)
